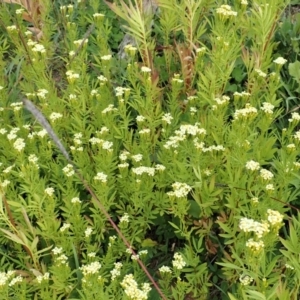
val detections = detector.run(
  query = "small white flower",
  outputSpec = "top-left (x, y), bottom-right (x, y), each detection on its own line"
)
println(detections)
top-left (13, 138), bottom-right (25, 151)
top-left (45, 187), bottom-right (54, 196)
top-left (245, 160), bottom-right (260, 171)
top-left (60, 223), bottom-right (71, 232)
top-left (172, 253), bottom-right (186, 270)
top-left (162, 113), bottom-right (173, 124)
top-left (93, 13), bottom-right (105, 19)
top-left (139, 128), bottom-right (150, 135)
top-left (132, 154), bottom-right (143, 162)
top-left (66, 70), bottom-right (80, 80)
top-left (32, 44), bottom-right (46, 53)
top-left (167, 182), bottom-right (192, 198)
top-left (265, 184), bottom-right (274, 191)
top-left (62, 164), bottom-right (75, 177)
top-left (80, 261), bottom-right (101, 275)
top-left (52, 247), bottom-right (63, 255)
top-left (49, 112), bottom-right (63, 122)
top-left (132, 166), bottom-right (155, 176)
top-left (85, 227), bottom-right (93, 238)
top-left (94, 172), bottom-right (107, 182)
top-left (273, 57), bottom-right (287, 65)
top-left (255, 69), bottom-right (267, 78)
top-left (159, 266), bottom-right (172, 273)
top-left (37, 129), bottom-right (47, 137)
top-left (71, 197), bottom-right (81, 204)
top-left (102, 104), bottom-right (117, 114)
top-left (141, 66), bottom-right (151, 73)
top-left (260, 169), bottom-right (274, 180)
top-left (119, 151), bottom-right (130, 161)
top-left (9, 275), bottom-right (23, 286)
top-left (267, 209), bottom-right (283, 226)
top-left (261, 102), bottom-right (274, 114)
top-left (155, 164), bottom-right (166, 171)
top-left (101, 54), bottom-right (112, 61)
top-left (118, 163), bottom-right (129, 168)
top-left (136, 115), bottom-right (146, 122)
top-left (288, 112), bottom-right (300, 123)
top-left (97, 75), bottom-right (108, 82)
top-left (239, 274), bottom-right (253, 286)
top-left (120, 213), bottom-right (129, 223)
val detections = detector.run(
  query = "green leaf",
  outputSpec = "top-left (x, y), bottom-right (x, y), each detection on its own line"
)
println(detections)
top-left (288, 60), bottom-right (300, 82)
top-left (141, 238), bottom-right (158, 247)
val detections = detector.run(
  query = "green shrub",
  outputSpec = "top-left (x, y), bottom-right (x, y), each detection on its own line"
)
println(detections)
top-left (0, 0), bottom-right (299, 299)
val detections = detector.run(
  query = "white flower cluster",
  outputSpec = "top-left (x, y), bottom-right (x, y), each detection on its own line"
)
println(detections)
top-left (245, 160), bottom-right (260, 171)
top-left (37, 89), bottom-right (49, 99)
top-left (10, 101), bottom-right (23, 111)
top-left (62, 164), bottom-right (75, 177)
top-left (234, 104), bottom-right (257, 120)
top-left (136, 115), bottom-right (146, 122)
top-left (0, 270), bottom-right (16, 287)
top-left (36, 272), bottom-right (50, 284)
top-left (93, 13), bottom-right (105, 19)
top-left (120, 274), bottom-right (151, 300)
top-left (71, 197), bottom-right (81, 204)
top-left (267, 209), bottom-right (284, 227)
top-left (9, 275), bottom-right (23, 287)
top-left (13, 138), bottom-right (25, 152)
top-left (233, 91), bottom-right (250, 98)
top-left (265, 184), bottom-right (274, 191)
top-left (27, 39), bottom-right (46, 53)
top-left (80, 261), bottom-right (102, 276)
top-left (246, 238), bottom-right (264, 252)
top-left (239, 217), bottom-right (270, 238)
top-left (49, 112), bottom-right (63, 122)
top-left (162, 113), bottom-right (173, 124)
top-left (255, 69), bottom-right (267, 78)
top-left (1, 180), bottom-right (10, 188)
top-left (167, 182), bottom-right (192, 198)
top-left (239, 275), bottom-right (253, 286)
top-left (172, 253), bottom-right (186, 270)
top-left (60, 223), bottom-right (71, 232)
top-left (193, 140), bottom-right (225, 152)
top-left (132, 166), bottom-right (155, 176)
top-left (66, 70), bottom-right (80, 81)
top-left (216, 5), bottom-right (237, 17)
top-left (115, 86), bottom-right (130, 97)
top-left (132, 154), bottom-right (143, 162)
top-left (52, 247), bottom-right (68, 265)
top-left (119, 151), bottom-right (130, 161)
top-left (94, 172), bottom-right (107, 182)
top-left (85, 227), bottom-right (93, 238)
top-left (139, 128), bottom-right (150, 135)
top-left (101, 54), bottom-right (112, 61)
top-left (273, 57), bottom-right (287, 65)
top-left (159, 266), bottom-right (172, 273)
top-left (164, 123), bottom-right (206, 149)
top-left (141, 66), bottom-right (151, 73)
top-left (294, 130), bottom-right (300, 142)
top-left (124, 44), bottom-right (138, 55)
top-left (260, 102), bottom-right (275, 114)
top-left (260, 168), bottom-right (274, 180)
top-left (102, 104), bottom-right (118, 114)
top-left (73, 39), bottom-right (88, 46)
top-left (214, 95), bottom-right (230, 105)
top-left (45, 187), bottom-right (54, 196)
top-left (289, 112), bottom-right (300, 123)
top-left (110, 262), bottom-right (123, 281)
top-left (7, 127), bottom-right (19, 140)
top-left (120, 213), bottom-right (129, 223)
